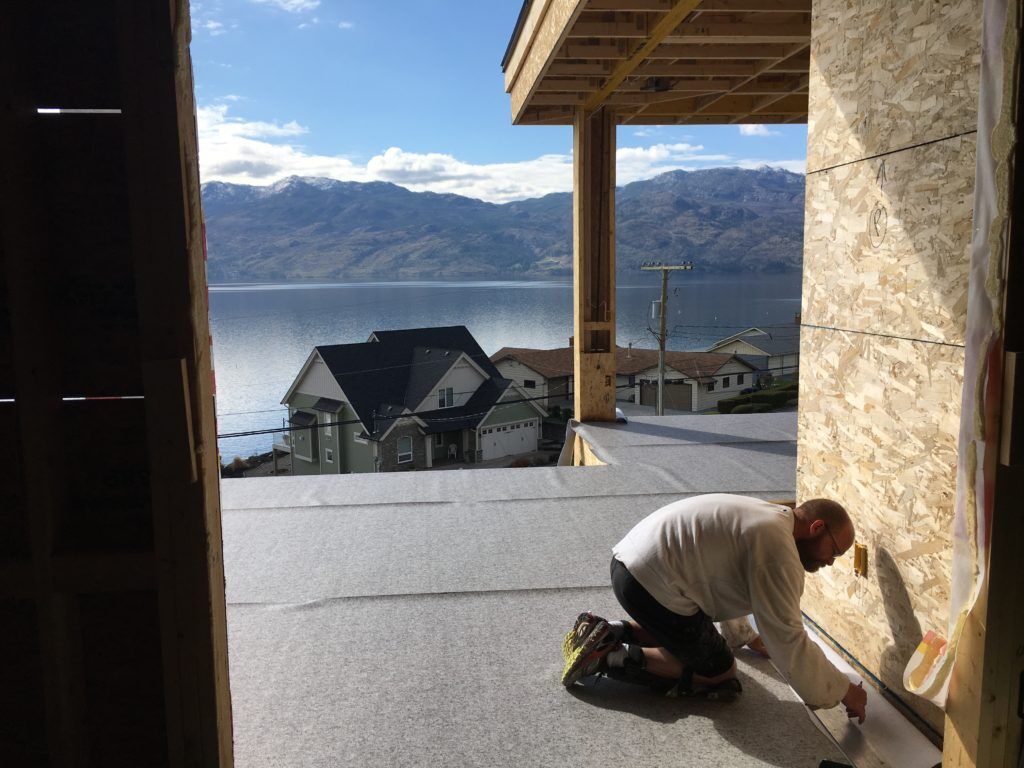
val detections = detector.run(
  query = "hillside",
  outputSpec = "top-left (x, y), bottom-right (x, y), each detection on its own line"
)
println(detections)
top-left (201, 167), bottom-right (804, 282)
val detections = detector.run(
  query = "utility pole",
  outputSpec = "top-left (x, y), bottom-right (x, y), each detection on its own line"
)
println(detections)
top-left (640, 262), bottom-right (694, 415)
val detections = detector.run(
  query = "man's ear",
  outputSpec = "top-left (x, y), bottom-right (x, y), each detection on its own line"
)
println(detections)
top-left (808, 519), bottom-right (825, 535)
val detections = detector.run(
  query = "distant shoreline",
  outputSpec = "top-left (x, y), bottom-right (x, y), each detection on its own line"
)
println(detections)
top-left (207, 271), bottom-right (802, 291)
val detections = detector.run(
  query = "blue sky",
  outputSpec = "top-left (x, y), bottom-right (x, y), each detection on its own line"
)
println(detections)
top-left (190, 0), bottom-right (808, 202)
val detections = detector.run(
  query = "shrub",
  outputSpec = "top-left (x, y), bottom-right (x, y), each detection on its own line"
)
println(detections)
top-left (746, 391), bottom-right (792, 407)
top-left (786, 398), bottom-right (799, 407)
top-left (716, 397), bottom-right (744, 414)
top-left (773, 381), bottom-right (799, 392)
top-left (732, 403), bottom-right (773, 414)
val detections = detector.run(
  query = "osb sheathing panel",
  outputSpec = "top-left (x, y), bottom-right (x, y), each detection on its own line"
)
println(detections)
top-left (803, 135), bottom-right (974, 346)
top-left (797, 326), bottom-right (963, 732)
top-left (806, 0), bottom-right (981, 173)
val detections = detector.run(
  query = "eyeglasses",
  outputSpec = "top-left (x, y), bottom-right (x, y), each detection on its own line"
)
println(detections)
top-left (824, 525), bottom-right (841, 559)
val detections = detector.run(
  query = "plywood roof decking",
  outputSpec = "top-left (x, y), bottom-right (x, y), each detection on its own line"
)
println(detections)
top-left (504, 0), bottom-right (811, 125)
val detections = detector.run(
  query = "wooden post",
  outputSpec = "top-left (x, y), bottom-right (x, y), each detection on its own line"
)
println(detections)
top-left (572, 107), bottom-right (617, 426)
top-left (118, 1), bottom-right (234, 765)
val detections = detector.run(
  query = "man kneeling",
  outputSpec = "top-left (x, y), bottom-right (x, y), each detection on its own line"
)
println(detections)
top-left (561, 493), bottom-right (867, 722)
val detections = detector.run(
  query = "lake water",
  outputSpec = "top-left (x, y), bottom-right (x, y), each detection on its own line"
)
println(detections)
top-left (210, 273), bottom-right (802, 459)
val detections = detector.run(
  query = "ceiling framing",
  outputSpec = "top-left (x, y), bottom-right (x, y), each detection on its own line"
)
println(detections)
top-left (503, 0), bottom-right (811, 125)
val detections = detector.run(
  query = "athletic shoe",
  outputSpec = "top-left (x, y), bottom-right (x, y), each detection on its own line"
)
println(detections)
top-left (562, 611), bottom-right (606, 663)
top-left (561, 616), bottom-right (618, 687)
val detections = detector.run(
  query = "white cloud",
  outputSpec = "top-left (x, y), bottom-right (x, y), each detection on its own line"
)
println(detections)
top-left (204, 20), bottom-right (226, 35)
top-left (196, 105), bottom-right (805, 202)
top-left (338, 20), bottom-right (354, 29)
top-left (250, 0), bottom-right (320, 12)
top-left (735, 158), bottom-right (806, 173)
top-left (738, 124), bottom-right (781, 137)
top-left (616, 143), bottom-right (732, 184)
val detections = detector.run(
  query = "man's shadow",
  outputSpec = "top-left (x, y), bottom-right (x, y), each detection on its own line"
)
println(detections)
top-left (566, 654), bottom-right (843, 768)
top-left (875, 547), bottom-right (944, 733)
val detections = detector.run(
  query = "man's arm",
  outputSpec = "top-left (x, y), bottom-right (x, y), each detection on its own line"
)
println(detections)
top-left (718, 617), bottom-right (770, 657)
top-left (750, 562), bottom-right (865, 718)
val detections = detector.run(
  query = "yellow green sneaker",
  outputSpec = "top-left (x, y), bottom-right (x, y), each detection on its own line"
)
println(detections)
top-left (561, 613), bottom-right (618, 687)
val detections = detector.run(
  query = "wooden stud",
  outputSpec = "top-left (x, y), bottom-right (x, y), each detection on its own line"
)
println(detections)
top-left (117, 1), bottom-right (234, 765)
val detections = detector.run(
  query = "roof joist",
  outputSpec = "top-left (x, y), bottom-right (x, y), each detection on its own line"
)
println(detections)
top-left (504, 0), bottom-right (811, 125)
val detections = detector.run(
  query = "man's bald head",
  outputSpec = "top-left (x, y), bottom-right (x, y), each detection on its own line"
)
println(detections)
top-left (793, 498), bottom-right (854, 572)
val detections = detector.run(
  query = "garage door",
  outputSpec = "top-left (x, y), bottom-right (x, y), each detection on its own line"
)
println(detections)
top-left (480, 419), bottom-right (539, 461)
top-left (639, 380), bottom-right (693, 411)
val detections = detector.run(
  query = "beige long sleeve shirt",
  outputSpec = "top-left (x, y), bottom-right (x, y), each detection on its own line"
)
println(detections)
top-left (612, 493), bottom-right (850, 709)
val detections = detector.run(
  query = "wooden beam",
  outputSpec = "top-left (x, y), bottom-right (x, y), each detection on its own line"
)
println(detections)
top-left (510, 0), bottom-right (590, 124)
top-left (536, 78), bottom-right (601, 91)
top-left (625, 43), bottom-right (805, 122)
top-left (635, 61), bottom-right (760, 76)
top-left (583, 0), bottom-right (704, 112)
top-left (117, 1), bottom-right (234, 765)
top-left (572, 108), bottom-right (617, 423)
top-left (732, 74), bottom-right (808, 120)
top-left (618, 76), bottom-right (737, 90)
top-left (663, 21), bottom-right (810, 44)
top-left (559, 41), bottom-right (628, 59)
top-left (585, 0), bottom-right (674, 10)
top-left (647, 42), bottom-right (799, 58)
top-left (547, 61), bottom-right (615, 75)
top-left (569, 16), bottom-right (648, 38)
top-left (586, 0), bottom-right (809, 9)
top-left (696, 0), bottom-right (810, 10)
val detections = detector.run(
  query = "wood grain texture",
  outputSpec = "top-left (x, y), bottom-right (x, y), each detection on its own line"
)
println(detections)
top-left (797, 326), bottom-right (963, 733)
top-left (806, 0), bottom-right (981, 172)
top-left (803, 135), bottom-right (974, 345)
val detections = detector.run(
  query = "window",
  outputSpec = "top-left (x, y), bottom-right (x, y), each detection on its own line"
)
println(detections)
top-left (523, 379), bottom-right (536, 389)
top-left (323, 417), bottom-right (332, 439)
top-left (325, 448), bottom-right (334, 463)
top-left (706, 382), bottom-right (715, 392)
top-left (397, 435), bottom-right (413, 463)
top-left (737, 373), bottom-right (745, 385)
top-left (435, 433), bottom-right (444, 447)
top-left (438, 387), bottom-right (454, 408)
top-left (723, 377), bottom-right (730, 388)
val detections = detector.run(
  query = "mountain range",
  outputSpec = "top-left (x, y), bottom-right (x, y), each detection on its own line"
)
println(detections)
top-left (201, 166), bottom-right (805, 282)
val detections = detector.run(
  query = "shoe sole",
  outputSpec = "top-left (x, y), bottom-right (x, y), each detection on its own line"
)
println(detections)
top-left (666, 678), bottom-right (743, 702)
top-left (561, 621), bottom-right (613, 687)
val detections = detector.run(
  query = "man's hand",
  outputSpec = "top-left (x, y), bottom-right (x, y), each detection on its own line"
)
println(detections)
top-left (746, 635), bottom-right (771, 658)
top-left (842, 681), bottom-right (867, 724)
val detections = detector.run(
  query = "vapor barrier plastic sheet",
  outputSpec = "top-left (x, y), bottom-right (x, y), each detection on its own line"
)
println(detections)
top-left (902, 0), bottom-right (1009, 707)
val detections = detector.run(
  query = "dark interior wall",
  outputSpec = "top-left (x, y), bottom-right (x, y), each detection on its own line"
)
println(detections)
top-left (1, 2), bottom-right (232, 765)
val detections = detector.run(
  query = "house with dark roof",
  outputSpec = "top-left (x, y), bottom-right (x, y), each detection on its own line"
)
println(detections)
top-left (705, 325), bottom-right (801, 384)
top-left (491, 344), bottom-right (757, 413)
top-left (281, 326), bottom-right (547, 474)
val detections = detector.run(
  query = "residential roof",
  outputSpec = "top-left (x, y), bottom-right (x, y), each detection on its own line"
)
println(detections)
top-left (491, 345), bottom-right (753, 383)
top-left (308, 326), bottom-right (508, 438)
top-left (416, 377), bottom-right (516, 434)
top-left (287, 411), bottom-right (317, 426)
top-left (708, 326), bottom-right (801, 357)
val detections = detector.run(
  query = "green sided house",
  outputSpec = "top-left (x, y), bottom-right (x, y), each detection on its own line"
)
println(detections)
top-left (279, 326), bottom-right (547, 474)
